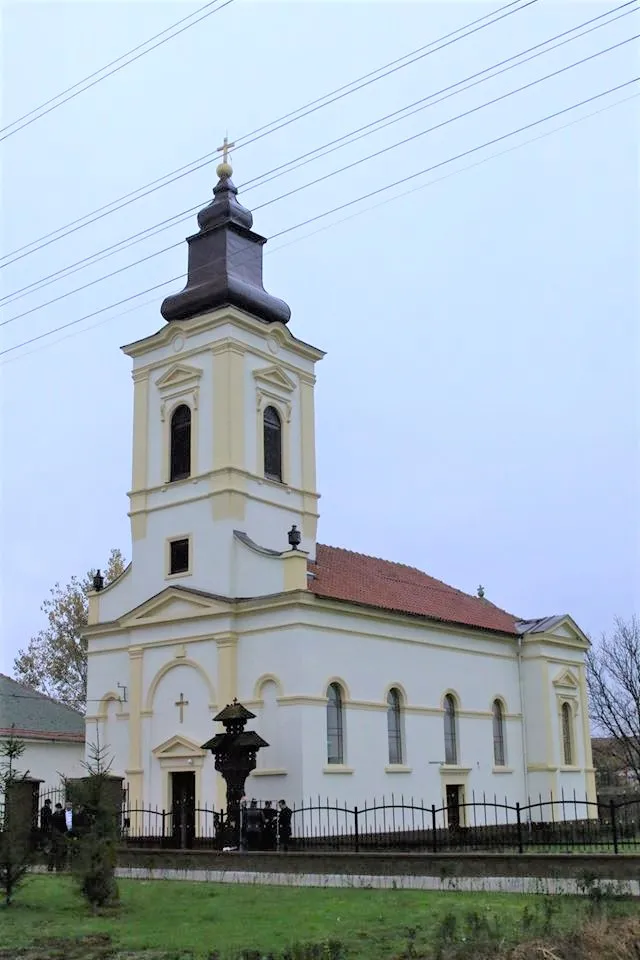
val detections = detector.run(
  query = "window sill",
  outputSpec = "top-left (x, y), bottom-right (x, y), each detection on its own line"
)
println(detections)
top-left (165, 570), bottom-right (192, 581)
top-left (559, 765), bottom-right (581, 773)
top-left (439, 765), bottom-right (472, 776)
top-left (258, 475), bottom-right (288, 490)
top-left (385, 765), bottom-right (412, 774)
top-left (323, 765), bottom-right (354, 775)
top-left (251, 768), bottom-right (287, 777)
top-left (492, 766), bottom-right (513, 774)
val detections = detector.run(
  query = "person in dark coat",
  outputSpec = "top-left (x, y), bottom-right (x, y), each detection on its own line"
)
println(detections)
top-left (262, 801), bottom-right (277, 850)
top-left (40, 799), bottom-right (53, 866)
top-left (49, 803), bottom-right (67, 871)
top-left (244, 799), bottom-right (263, 851)
top-left (50, 800), bottom-right (85, 870)
top-left (40, 798), bottom-right (53, 833)
top-left (277, 799), bottom-right (292, 851)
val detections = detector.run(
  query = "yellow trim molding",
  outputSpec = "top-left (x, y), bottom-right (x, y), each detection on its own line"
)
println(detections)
top-left (252, 674), bottom-right (284, 699)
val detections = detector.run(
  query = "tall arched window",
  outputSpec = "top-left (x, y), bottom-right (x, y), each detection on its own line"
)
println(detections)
top-left (492, 699), bottom-right (506, 767)
top-left (387, 688), bottom-right (403, 765)
top-left (170, 404), bottom-right (191, 481)
top-left (443, 694), bottom-right (458, 765)
top-left (561, 702), bottom-right (574, 765)
top-left (326, 683), bottom-right (344, 764)
top-left (263, 405), bottom-right (282, 481)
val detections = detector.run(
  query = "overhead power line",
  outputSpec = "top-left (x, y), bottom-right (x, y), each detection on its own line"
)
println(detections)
top-left (1, 0), bottom-right (635, 310)
top-left (4, 87), bottom-right (637, 369)
top-left (2, 31), bottom-right (636, 330)
top-left (0, 0), bottom-right (236, 142)
top-left (1, 76), bottom-right (636, 361)
top-left (0, 0), bottom-right (538, 265)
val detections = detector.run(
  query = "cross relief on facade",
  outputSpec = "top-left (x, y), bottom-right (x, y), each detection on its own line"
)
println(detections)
top-left (175, 692), bottom-right (189, 723)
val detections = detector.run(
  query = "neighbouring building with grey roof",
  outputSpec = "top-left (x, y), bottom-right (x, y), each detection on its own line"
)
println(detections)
top-left (0, 674), bottom-right (86, 791)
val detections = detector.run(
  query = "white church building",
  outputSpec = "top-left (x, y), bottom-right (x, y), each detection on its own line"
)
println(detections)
top-left (84, 156), bottom-right (596, 830)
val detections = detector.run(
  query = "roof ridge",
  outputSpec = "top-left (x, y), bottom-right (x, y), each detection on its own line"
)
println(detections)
top-left (315, 543), bottom-right (517, 619)
top-left (0, 674), bottom-right (84, 717)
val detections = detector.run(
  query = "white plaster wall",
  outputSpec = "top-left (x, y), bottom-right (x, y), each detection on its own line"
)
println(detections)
top-left (143, 652), bottom-right (216, 729)
top-left (96, 566), bottom-right (136, 623)
top-left (232, 540), bottom-right (286, 597)
top-left (16, 740), bottom-right (85, 791)
top-left (236, 610), bottom-right (532, 808)
top-left (87, 589), bottom-right (590, 817)
top-left (100, 699), bottom-right (129, 778)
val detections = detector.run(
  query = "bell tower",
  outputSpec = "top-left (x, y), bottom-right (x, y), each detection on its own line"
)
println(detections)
top-left (121, 153), bottom-right (324, 602)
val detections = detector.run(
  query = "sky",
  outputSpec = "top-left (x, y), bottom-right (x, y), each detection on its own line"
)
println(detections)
top-left (0, 0), bottom-right (638, 674)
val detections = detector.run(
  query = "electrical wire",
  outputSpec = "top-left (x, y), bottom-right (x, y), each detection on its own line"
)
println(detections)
top-left (3, 87), bottom-right (636, 368)
top-left (2, 0), bottom-right (634, 308)
top-left (0, 0), bottom-right (236, 142)
top-left (2, 32), bottom-right (636, 330)
top-left (1, 76), bottom-right (635, 361)
top-left (0, 0), bottom-right (539, 265)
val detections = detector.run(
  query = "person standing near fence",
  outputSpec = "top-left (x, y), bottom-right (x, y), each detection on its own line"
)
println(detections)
top-left (244, 799), bottom-right (263, 851)
top-left (262, 800), bottom-right (277, 850)
top-left (49, 803), bottom-right (66, 871)
top-left (277, 799), bottom-right (292, 851)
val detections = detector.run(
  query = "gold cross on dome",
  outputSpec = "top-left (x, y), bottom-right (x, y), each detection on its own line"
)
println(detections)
top-left (217, 134), bottom-right (235, 165)
top-left (175, 692), bottom-right (189, 724)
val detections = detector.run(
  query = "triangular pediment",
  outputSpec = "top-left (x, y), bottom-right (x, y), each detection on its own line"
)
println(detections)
top-left (155, 362), bottom-right (203, 390)
top-left (552, 668), bottom-right (580, 689)
top-left (252, 364), bottom-right (296, 393)
top-left (521, 615), bottom-right (589, 648)
top-left (119, 587), bottom-right (230, 628)
top-left (152, 734), bottom-right (205, 758)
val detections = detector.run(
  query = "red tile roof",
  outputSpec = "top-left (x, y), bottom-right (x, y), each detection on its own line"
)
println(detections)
top-left (308, 544), bottom-right (519, 636)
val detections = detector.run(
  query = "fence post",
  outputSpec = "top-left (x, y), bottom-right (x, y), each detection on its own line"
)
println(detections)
top-left (161, 809), bottom-right (166, 842)
top-left (354, 806), bottom-right (359, 853)
top-left (516, 802), bottom-right (523, 854)
top-left (610, 799), bottom-right (619, 855)
top-left (431, 804), bottom-right (437, 853)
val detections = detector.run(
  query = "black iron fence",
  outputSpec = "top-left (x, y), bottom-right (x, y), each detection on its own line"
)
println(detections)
top-left (27, 786), bottom-right (640, 855)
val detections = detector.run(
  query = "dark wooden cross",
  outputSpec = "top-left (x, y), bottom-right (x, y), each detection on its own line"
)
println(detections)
top-left (175, 692), bottom-right (189, 724)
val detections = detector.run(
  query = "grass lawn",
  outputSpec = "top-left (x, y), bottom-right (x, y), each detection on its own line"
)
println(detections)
top-left (1, 874), bottom-right (635, 959)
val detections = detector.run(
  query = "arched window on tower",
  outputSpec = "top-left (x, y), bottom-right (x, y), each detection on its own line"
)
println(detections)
top-left (492, 699), bottom-right (506, 767)
top-left (443, 694), bottom-right (458, 765)
top-left (561, 702), bottom-right (574, 766)
top-left (387, 688), bottom-right (403, 765)
top-left (170, 404), bottom-right (191, 481)
top-left (326, 683), bottom-right (344, 764)
top-left (263, 405), bottom-right (282, 482)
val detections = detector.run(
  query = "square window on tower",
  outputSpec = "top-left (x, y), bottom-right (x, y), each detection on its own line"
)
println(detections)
top-left (169, 538), bottom-right (190, 575)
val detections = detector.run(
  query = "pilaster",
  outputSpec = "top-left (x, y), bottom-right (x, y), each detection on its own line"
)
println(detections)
top-left (212, 341), bottom-right (246, 472)
top-left (131, 371), bottom-right (149, 491)
top-left (125, 647), bottom-right (144, 808)
top-left (215, 632), bottom-right (238, 809)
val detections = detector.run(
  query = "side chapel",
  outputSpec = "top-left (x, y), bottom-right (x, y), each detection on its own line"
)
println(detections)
top-left (84, 152), bottom-right (596, 826)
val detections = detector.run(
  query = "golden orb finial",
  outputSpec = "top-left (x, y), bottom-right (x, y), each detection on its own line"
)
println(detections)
top-left (216, 160), bottom-right (233, 179)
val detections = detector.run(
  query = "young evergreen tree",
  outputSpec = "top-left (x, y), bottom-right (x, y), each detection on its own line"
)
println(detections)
top-left (69, 735), bottom-right (120, 912)
top-left (0, 728), bottom-right (34, 906)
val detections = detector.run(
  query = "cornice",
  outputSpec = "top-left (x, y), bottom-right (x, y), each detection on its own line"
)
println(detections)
top-left (127, 465), bottom-right (320, 504)
top-left (122, 306), bottom-right (324, 364)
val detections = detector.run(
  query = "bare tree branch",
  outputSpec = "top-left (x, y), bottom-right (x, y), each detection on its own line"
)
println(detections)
top-left (587, 616), bottom-right (640, 785)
